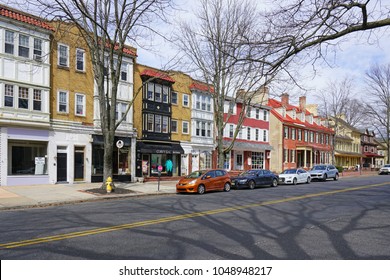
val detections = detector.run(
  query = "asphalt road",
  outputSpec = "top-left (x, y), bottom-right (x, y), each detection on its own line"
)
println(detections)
top-left (1, 175), bottom-right (390, 260)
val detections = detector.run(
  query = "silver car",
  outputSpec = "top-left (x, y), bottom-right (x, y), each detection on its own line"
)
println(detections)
top-left (379, 164), bottom-right (390, 175)
top-left (309, 164), bottom-right (339, 181)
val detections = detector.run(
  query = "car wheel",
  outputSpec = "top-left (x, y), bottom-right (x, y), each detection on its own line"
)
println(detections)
top-left (271, 178), bottom-right (278, 187)
top-left (334, 173), bottom-right (339, 181)
top-left (197, 185), bottom-right (205, 194)
top-left (293, 178), bottom-right (297, 185)
top-left (306, 176), bottom-right (311, 184)
top-left (223, 182), bottom-right (231, 192)
top-left (248, 180), bottom-right (255, 189)
top-left (323, 174), bottom-right (328, 181)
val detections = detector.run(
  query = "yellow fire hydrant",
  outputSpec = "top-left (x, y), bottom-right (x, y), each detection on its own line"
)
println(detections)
top-left (106, 176), bottom-right (113, 193)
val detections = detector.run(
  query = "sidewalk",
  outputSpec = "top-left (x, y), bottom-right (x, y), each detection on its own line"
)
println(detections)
top-left (0, 170), bottom-right (379, 211)
top-left (0, 180), bottom-right (177, 211)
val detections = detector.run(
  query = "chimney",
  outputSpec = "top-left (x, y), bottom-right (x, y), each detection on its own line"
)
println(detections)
top-left (299, 96), bottom-right (306, 110)
top-left (281, 93), bottom-right (289, 106)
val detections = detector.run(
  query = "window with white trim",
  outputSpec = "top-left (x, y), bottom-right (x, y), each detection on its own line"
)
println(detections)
top-left (182, 121), bottom-right (189, 134)
top-left (58, 91), bottom-right (68, 113)
top-left (120, 62), bottom-right (128, 81)
top-left (5, 30), bottom-right (14, 55)
top-left (33, 38), bottom-right (42, 61)
top-left (33, 89), bottom-right (42, 111)
top-left (171, 92), bottom-right (178, 104)
top-left (18, 34), bottom-right (29, 58)
top-left (163, 86), bottom-right (169, 103)
top-left (18, 87), bottom-right (29, 109)
top-left (183, 94), bottom-right (189, 107)
top-left (147, 82), bottom-right (154, 101)
top-left (75, 93), bottom-right (86, 116)
top-left (229, 124), bottom-right (234, 138)
top-left (251, 152), bottom-right (264, 169)
top-left (263, 130), bottom-right (268, 142)
top-left (58, 43), bottom-right (69, 67)
top-left (116, 102), bottom-right (127, 121)
top-left (155, 84), bottom-right (162, 102)
top-left (155, 115), bottom-right (162, 132)
top-left (4, 84), bottom-right (14, 107)
top-left (147, 114), bottom-right (154, 131)
top-left (171, 119), bottom-right (178, 133)
top-left (76, 48), bottom-right (85, 71)
top-left (162, 116), bottom-right (169, 133)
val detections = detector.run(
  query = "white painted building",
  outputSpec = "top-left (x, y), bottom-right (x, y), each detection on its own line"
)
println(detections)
top-left (0, 6), bottom-right (53, 186)
top-left (188, 82), bottom-right (214, 173)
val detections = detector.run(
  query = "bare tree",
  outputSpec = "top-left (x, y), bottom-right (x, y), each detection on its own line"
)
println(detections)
top-left (176, 0), bottom-right (390, 168)
top-left (316, 77), bottom-right (364, 164)
top-left (175, 0), bottom-right (272, 168)
top-left (364, 63), bottom-right (390, 164)
top-left (17, 0), bottom-right (173, 183)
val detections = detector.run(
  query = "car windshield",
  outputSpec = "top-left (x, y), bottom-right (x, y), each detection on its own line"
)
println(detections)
top-left (281, 169), bottom-right (297, 174)
top-left (384, 165), bottom-right (390, 167)
top-left (312, 165), bottom-right (326, 170)
top-left (186, 170), bottom-right (205, 178)
top-left (240, 170), bottom-right (258, 176)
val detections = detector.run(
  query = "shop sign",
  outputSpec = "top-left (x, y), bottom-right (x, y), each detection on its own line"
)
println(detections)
top-left (116, 140), bottom-right (124, 149)
top-left (35, 157), bottom-right (45, 164)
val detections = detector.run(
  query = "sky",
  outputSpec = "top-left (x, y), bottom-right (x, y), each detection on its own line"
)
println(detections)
top-left (136, 0), bottom-right (390, 105)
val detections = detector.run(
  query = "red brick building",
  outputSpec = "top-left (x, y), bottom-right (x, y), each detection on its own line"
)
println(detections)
top-left (221, 95), bottom-right (273, 171)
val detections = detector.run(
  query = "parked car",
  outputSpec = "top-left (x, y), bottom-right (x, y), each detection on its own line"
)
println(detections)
top-left (176, 169), bottom-right (231, 194)
top-left (232, 169), bottom-right (278, 189)
top-left (309, 164), bottom-right (339, 181)
top-left (378, 164), bottom-right (390, 175)
top-left (278, 168), bottom-right (311, 185)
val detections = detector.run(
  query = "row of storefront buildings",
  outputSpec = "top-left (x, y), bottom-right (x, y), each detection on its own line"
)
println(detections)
top-left (0, 5), bottom-right (387, 186)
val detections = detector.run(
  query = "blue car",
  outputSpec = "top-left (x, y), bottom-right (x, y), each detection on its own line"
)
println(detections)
top-left (232, 169), bottom-right (279, 189)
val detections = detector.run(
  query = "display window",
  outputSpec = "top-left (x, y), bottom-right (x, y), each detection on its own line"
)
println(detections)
top-left (8, 140), bottom-right (48, 175)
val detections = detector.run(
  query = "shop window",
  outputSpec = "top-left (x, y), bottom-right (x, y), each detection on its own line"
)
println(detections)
top-left (200, 152), bottom-right (211, 169)
top-left (8, 141), bottom-right (48, 175)
top-left (252, 152), bottom-right (264, 169)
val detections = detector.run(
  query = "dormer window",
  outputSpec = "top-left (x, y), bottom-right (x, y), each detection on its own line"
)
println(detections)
top-left (292, 110), bottom-right (296, 119)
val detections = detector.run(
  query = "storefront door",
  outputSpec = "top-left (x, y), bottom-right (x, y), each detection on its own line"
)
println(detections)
top-left (57, 153), bottom-right (67, 182)
top-left (74, 148), bottom-right (84, 181)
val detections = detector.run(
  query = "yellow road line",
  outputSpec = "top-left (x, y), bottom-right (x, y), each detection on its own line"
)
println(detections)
top-left (1, 182), bottom-right (389, 249)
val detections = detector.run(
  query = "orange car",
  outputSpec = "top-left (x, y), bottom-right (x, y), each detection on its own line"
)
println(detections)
top-left (176, 169), bottom-right (231, 194)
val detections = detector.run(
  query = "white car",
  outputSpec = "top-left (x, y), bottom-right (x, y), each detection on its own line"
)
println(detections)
top-left (279, 168), bottom-right (311, 185)
top-left (379, 164), bottom-right (390, 175)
